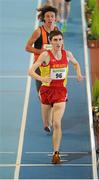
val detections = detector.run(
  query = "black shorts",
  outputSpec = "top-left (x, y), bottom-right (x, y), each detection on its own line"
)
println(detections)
top-left (65, 0), bottom-right (71, 2)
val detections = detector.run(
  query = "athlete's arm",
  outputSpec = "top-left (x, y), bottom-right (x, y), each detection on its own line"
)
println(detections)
top-left (25, 28), bottom-right (44, 55)
top-left (28, 51), bottom-right (51, 83)
top-left (67, 51), bottom-right (83, 81)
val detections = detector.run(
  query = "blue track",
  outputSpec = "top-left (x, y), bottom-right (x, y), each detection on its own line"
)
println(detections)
top-left (0, 0), bottom-right (98, 179)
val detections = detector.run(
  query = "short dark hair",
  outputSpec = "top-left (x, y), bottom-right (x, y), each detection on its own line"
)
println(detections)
top-left (49, 30), bottom-right (63, 41)
top-left (37, 5), bottom-right (58, 22)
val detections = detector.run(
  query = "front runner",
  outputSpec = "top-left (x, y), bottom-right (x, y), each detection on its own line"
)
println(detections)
top-left (28, 30), bottom-right (83, 164)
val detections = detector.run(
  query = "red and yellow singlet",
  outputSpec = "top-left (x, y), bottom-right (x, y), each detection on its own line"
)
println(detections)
top-left (40, 49), bottom-right (69, 87)
top-left (40, 49), bottom-right (69, 104)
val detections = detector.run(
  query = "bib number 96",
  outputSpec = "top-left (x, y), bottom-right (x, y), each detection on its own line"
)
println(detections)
top-left (50, 68), bottom-right (66, 80)
top-left (56, 73), bottom-right (62, 79)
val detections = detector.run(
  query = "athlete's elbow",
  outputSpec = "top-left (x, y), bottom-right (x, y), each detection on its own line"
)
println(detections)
top-left (25, 45), bottom-right (29, 52)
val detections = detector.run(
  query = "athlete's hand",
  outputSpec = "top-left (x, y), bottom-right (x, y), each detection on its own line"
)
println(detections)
top-left (42, 76), bottom-right (52, 83)
top-left (77, 74), bottom-right (83, 81)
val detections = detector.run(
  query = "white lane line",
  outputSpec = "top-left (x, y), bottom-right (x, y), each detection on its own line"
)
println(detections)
top-left (81, 0), bottom-right (98, 179)
top-left (14, 0), bottom-right (42, 179)
top-left (0, 163), bottom-right (92, 167)
top-left (0, 75), bottom-right (86, 79)
top-left (25, 151), bottom-right (89, 154)
top-left (68, 75), bottom-right (86, 78)
top-left (0, 164), bottom-right (16, 167)
top-left (20, 163), bottom-right (92, 167)
top-left (0, 75), bottom-right (27, 79)
top-left (0, 90), bottom-right (24, 93)
top-left (0, 151), bottom-right (90, 154)
top-left (14, 69), bottom-right (32, 180)
top-left (48, 154), bottom-right (68, 157)
top-left (0, 152), bottom-right (15, 154)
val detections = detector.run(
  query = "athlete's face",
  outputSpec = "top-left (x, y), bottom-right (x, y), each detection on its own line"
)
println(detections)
top-left (51, 35), bottom-right (63, 51)
top-left (44, 11), bottom-right (56, 26)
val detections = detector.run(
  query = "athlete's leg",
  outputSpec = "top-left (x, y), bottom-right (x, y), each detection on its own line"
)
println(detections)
top-left (46, 0), bottom-right (54, 6)
top-left (52, 102), bottom-right (66, 152)
top-left (52, 102), bottom-right (66, 164)
top-left (65, 0), bottom-right (71, 20)
top-left (41, 103), bottom-right (52, 130)
top-left (54, 0), bottom-right (64, 21)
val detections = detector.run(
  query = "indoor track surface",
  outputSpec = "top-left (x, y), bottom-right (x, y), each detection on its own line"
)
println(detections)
top-left (0, 0), bottom-right (98, 179)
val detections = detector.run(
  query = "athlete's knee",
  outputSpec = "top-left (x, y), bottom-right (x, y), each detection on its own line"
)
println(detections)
top-left (53, 120), bottom-right (61, 130)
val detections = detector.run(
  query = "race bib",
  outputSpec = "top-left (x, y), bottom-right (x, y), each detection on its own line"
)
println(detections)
top-left (43, 44), bottom-right (52, 50)
top-left (50, 68), bottom-right (66, 80)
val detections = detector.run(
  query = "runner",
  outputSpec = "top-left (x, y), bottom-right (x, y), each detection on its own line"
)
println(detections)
top-left (25, 4), bottom-right (58, 132)
top-left (28, 30), bottom-right (83, 164)
top-left (25, 4), bottom-right (58, 93)
top-left (53, 0), bottom-right (71, 32)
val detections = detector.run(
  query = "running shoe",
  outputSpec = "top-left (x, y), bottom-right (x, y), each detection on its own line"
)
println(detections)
top-left (56, 21), bottom-right (67, 33)
top-left (52, 151), bottom-right (60, 164)
top-left (44, 126), bottom-right (51, 133)
top-left (61, 21), bottom-right (67, 33)
top-left (56, 21), bottom-right (63, 31)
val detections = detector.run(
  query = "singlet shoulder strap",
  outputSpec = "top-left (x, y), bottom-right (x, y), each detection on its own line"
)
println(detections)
top-left (47, 50), bottom-right (54, 59)
top-left (40, 26), bottom-right (58, 44)
top-left (40, 26), bottom-right (48, 44)
top-left (62, 49), bottom-right (66, 56)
